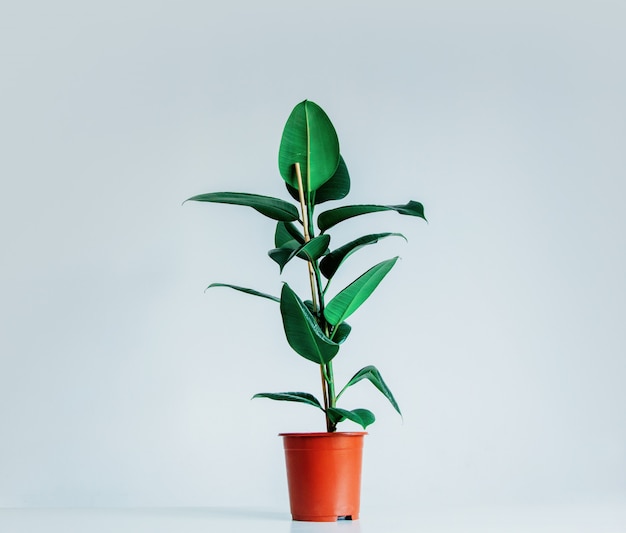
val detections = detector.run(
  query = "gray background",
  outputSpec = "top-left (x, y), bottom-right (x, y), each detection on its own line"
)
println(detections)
top-left (1, 0), bottom-right (624, 512)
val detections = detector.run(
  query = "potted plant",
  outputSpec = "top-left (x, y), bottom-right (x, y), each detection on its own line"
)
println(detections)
top-left (186, 100), bottom-right (426, 521)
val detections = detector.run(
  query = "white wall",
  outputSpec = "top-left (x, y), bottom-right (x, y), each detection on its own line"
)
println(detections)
top-left (1, 0), bottom-right (624, 511)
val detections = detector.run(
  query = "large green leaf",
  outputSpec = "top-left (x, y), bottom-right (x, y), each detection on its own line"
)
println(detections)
top-left (252, 392), bottom-right (323, 410)
top-left (274, 221), bottom-right (305, 248)
top-left (269, 234), bottom-right (330, 273)
top-left (280, 283), bottom-right (340, 364)
top-left (207, 283), bottom-right (279, 303)
top-left (298, 235), bottom-right (330, 260)
top-left (338, 365), bottom-right (401, 416)
top-left (327, 407), bottom-right (376, 429)
top-left (278, 100), bottom-right (340, 193)
top-left (320, 232), bottom-right (406, 279)
top-left (332, 322), bottom-right (352, 344)
top-left (186, 192), bottom-right (299, 222)
top-left (286, 155), bottom-right (350, 205)
top-left (299, 301), bottom-right (349, 343)
top-left (314, 155), bottom-right (350, 204)
top-left (268, 241), bottom-right (299, 271)
top-left (317, 201), bottom-right (426, 232)
top-left (324, 257), bottom-right (399, 326)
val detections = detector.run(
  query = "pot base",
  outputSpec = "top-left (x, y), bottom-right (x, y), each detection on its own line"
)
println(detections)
top-left (292, 514), bottom-right (357, 522)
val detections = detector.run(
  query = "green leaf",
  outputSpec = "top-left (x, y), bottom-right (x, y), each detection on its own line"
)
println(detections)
top-left (332, 322), bottom-right (352, 344)
top-left (275, 221), bottom-right (305, 248)
top-left (326, 407), bottom-right (376, 429)
top-left (314, 155), bottom-right (350, 204)
top-left (278, 100), bottom-right (340, 193)
top-left (269, 234), bottom-right (330, 273)
top-left (252, 392), bottom-right (324, 410)
top-left (268, 241), bottom-right (299, 271)
top-left (185, 192), bottom-right (299, 222)
top-left (280, 283), bottom-right (340, 364)
top-left (317, 201), bottom-right (426, 232)
top-left (324, 257), bottom-right (399, 326)
top-left (338, 365), bottom-right (402, 416)
top-left (320, 232), bottom-right (406, 279)
top-left (296, 235), bottom-right (330, 262)
top-left (207, 283), bottom-right (279, 303)
top-left (286, 155), bottom-right (350, 205)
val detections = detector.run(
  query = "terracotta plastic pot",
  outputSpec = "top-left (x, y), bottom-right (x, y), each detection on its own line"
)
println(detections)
top-left (279, 432), bottom-right (366, 522)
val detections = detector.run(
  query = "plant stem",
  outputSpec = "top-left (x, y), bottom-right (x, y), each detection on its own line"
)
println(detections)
top-left (294, 163), bottom-right (318, 312)
top-left (294, 163), bottom-right (331, 423)
top-left (326, 361), bottom-right (336, 409)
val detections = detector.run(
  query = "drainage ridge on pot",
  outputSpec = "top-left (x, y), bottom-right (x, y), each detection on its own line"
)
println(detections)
top-left (280, 432), bottom-right (367, 522)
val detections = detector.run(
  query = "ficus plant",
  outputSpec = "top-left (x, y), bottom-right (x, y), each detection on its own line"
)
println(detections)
top-left (187, 100), bottom-right (426, 432)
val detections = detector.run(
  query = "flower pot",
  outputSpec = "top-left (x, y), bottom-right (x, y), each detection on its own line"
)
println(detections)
top-left (279, 432), bottom-right (366, 522)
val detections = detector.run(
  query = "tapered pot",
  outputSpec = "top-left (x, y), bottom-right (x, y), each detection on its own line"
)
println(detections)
top-left (279, 432), bottom-right (366, 522)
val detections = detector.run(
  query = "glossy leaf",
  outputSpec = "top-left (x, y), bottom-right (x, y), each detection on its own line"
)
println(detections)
top-left (275, 221), bottom-right (305, 248)
top-left (186, 192), bottom-right (299, 222)
top-left (252, 392), bottom-right (323, 410)
top-left (327, 407), bottom-right (376, 429)
top-left (278, 100), bottom-right (340, 193)
top-left (280, 283), bottom-right (340, 364)
top-left (320, 232), bottom-right (406, 279)
top-left (268, 241), bottom-right (299, 271)
top-left (317, 201), bottom-right (426, 232)
top-left (206, 283), bottom-right (279, 303)
top-left (324, 257), bottom-right (399, 326)
top-left (339, 365), bottom-right (401, 416)
top-left (332, 322), bottom-right (352, 344)
top-left (286, 155), bottom-right (350, 205)
top-left (303, 301), bottom-right (352, 343)
top-left (269, 235), bottom-right (330, 273)
top-left (296, 235), bottom-right (330, 262)
top-left (314, 155), bottom-right (350, 203)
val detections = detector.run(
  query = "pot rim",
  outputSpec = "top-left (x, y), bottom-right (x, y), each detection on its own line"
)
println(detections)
top-left (278, 432), bottom-right (367, 437)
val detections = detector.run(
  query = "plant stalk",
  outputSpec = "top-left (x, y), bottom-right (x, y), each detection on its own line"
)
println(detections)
top-left (294, 163), bottom-right (318, 312)
top-left (294, 163), bottom-right (330, 423)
